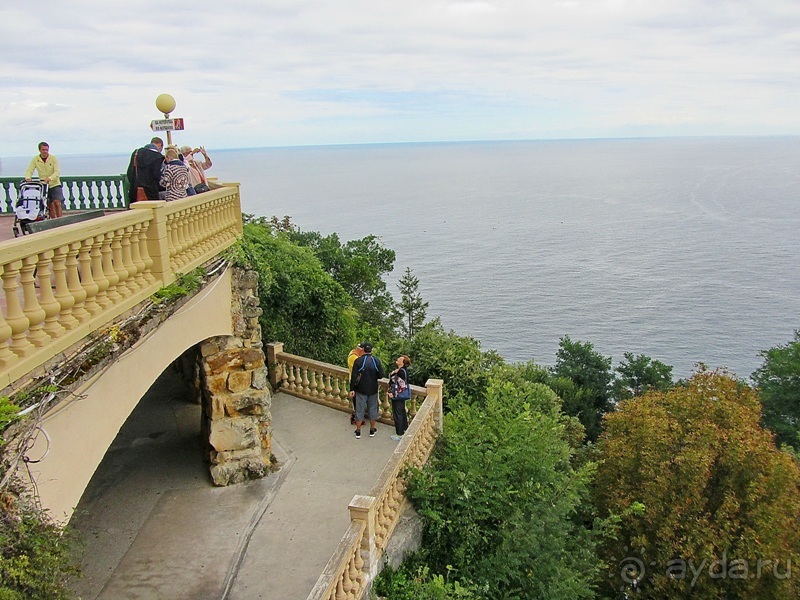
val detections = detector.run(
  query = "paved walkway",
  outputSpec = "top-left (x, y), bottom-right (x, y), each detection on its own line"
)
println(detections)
top-left (69, 367), bottom-right (399, 599)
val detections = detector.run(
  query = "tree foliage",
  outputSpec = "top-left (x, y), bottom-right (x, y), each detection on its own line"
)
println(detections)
top-left (613, 352), bottom-right (673, 401)
top-left (406, 376), bottom-right (602, 599)
top-left (752, 331), bottom-right (800, 450)
top-left (594, 369), bottom-right (800, 599)
top-left (241, 222), bottom-right (358, 364)
top-left (381, 321), bottom-right (504, 407)
top-left (397, 267), bottom-right (428, 339)
top-left (551, 336), bottom-right (614, 441)
top-left (284, 227), bottom-right (397, 338)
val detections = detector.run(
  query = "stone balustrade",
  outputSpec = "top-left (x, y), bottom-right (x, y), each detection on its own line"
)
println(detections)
top-left (307, 377), bottom-right (443, 600)
top-left (265, 344), bottom-right (444, 600)
top-left (266, 343), bottom-right (426, 425)
top-left (0, 185), bottom-right (242, 390)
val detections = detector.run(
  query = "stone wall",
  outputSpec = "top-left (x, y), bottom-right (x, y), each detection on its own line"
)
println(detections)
top-left (197, 268), bottom-right (272, 486)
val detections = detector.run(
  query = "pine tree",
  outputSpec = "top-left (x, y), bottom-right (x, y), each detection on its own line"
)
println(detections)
top-left (397, 267), bottom-right (428, 339)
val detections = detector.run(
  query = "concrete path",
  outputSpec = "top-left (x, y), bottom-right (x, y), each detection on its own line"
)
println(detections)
top-left (69, 367), bottom-right (399, 600)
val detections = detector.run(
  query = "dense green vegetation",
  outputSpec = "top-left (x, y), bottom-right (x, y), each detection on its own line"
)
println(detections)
top-left (236, 217), bottom-right (800, 599)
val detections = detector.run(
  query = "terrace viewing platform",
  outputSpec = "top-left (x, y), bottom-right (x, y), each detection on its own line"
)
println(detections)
top-left (0, 176), bottom-right (443, 599)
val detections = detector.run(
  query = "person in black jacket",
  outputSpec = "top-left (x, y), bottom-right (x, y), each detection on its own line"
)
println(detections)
top-left (126, 137), bottom-right (164, 203)
top-left (349, 342), bottom-right (384, 439)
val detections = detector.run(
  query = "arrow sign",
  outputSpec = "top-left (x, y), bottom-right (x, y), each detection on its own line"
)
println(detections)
top-left (150, 117), bottom-right (185, 131)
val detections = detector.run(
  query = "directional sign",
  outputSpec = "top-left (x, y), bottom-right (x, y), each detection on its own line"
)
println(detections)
top-left (150, 117), bottom-right (185, 131)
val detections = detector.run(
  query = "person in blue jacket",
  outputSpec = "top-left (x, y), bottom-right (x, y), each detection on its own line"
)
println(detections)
top-left (348, 342), bottom-right (384, 439)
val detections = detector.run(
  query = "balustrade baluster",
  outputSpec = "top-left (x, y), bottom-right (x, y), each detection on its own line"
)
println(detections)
top-left (201, 203), bottom-right (215, 251)
top-left (128, 224), bottom-right (147, 289)
top-left (176, 211), bottom-right (190, 268)
top-left (332, 376), bottom-right (342, 403)
top-left (75, 181), bottom-right (88, 210)
top-left (136, 222), bottom-right (156, 283)
top-left (2, 260), bottom-right (34, 357)
top-left (101, 232), bottom-right (122, 304)
top-left (20, 256), bottom-right (48, 348)
top-left (113, 180), bottom-right (124, 208)
top-left (301, 367), bottom-right (311, 396)
top-left (109, 229), bottom-right (130, 299)
top-left (187, 207), bottom-right (202, 259)
top-left (91, 234), bottom-right (111, 308)
top-left (100, 180), bottom-right (111, 208)
top-left (51, 245), bottom-right (78, 330)
top-left (166, 214), bottom-right (179, 263)
top-left (78, 238), bottom-right (101, 316)
top-left (0, 266), bottom-right (18, 367)
top-left (119, 226), bottom-right (140, 294)
top-left (324, 374), bottom-right (333, 401)
top-left (35, 250), bottom-right (65, 339)
top-left (313, 369), bottom-right (324, 398)
top-left (85, 181), bottom-right (97, 210)
top-left (334, 579), bottom-right (346, 600)
top-left (275, 362), bottom-right (288, 388)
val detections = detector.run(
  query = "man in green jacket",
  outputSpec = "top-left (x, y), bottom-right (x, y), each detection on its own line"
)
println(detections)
top-left (25, 141), bottom-right (64, 218)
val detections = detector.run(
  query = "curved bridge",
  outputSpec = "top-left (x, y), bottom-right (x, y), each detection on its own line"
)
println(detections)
top-left (1, 186), bottom-right (243, 520)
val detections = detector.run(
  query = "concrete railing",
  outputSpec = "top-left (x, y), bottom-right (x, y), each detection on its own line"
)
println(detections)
top-left (266, 343), bottom-right (427, 425)
top-left (0, 175), bottom-right (129, 213)
top-left (266, 344), bottom-right (443, 600)
top-left (0, 185), bottom-right (242, 389)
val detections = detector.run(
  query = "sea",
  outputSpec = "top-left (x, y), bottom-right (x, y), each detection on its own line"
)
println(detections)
top-left (3, 136), bottom-right (799, 380)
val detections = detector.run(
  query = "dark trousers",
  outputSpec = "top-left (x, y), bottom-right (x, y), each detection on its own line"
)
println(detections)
top-left (392, 397), bottom-right (408, 435)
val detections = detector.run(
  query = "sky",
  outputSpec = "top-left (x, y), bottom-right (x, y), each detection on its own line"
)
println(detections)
top-left (2, 0), bottom-right (799, 157)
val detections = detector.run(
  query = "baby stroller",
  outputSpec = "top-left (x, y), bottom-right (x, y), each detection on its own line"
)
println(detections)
top-left (13, 180), bottom-right (48, 237)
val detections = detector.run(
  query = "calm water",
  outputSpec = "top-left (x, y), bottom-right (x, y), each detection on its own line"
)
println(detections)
top-left (4, 137), bottom-right (799, 378)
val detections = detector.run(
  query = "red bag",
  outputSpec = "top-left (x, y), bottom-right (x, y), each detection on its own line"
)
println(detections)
top-left (136, 187), bottom-right (148, 201)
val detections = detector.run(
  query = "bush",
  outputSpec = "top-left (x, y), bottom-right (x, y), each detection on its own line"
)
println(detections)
top-left (0, 487), bottom-right (79, 599)
top-left (406, 376), bottom-right (601, 599)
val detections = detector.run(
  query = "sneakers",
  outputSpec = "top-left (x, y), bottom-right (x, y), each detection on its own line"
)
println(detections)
top-left (390, 434), bottom-right (403, 441)
top-left (369, 428), bottom-right (377, 437)
top-left (354, 429), bottom-right (361, 439)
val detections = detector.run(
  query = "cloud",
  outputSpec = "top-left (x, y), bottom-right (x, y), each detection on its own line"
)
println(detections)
top-left (1, 0), bottom-right (799, 156)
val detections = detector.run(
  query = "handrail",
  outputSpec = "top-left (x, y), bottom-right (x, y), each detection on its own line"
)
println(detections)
top-left (0, 184), bottom-right (242, 389)
top-left (267, 345), bottom-right (444, 600)
top-left (265, 345), bottom-right (426, 425)
top-left (0, 175), bottom-right (129, 213)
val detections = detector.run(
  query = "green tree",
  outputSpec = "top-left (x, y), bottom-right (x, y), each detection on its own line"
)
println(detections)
top-left (382, 321), bottom-right (503, 407)
top-left (286, 229), bottom-right (397, 338)
top-left (594, 369), bottom-right (800, 599)
top-left (406, 376), bottom-right (602, 599)
top-left (613, 352), bottom-right (673, 401)
top-left (396, 267), bottom-right (428, 339)
top-left (241, 222), bottom-right (358, 364)
top-left (551, 335), bottom-right (614, 441)
top-left (752, 331), bottom-right (800, 449)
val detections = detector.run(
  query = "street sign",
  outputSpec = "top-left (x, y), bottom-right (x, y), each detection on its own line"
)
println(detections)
top-left (150, 117), bottom-right (185, 131)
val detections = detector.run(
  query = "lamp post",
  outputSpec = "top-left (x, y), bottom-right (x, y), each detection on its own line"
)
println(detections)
top-left (155, 93), bottom-right (177, 146)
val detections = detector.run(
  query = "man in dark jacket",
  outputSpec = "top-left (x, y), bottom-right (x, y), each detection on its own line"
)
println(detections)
top-left (349, 342), bottom-right (384, 439)
top-left (126, 137), bottom-right (164, 203)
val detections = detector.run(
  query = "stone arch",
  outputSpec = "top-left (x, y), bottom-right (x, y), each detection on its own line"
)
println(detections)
top-left (24, 267), bottom-right (272, 522)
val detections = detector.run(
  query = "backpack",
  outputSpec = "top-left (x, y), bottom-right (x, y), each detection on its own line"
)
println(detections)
top-left (354, 355), bottom-right (378, 386)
